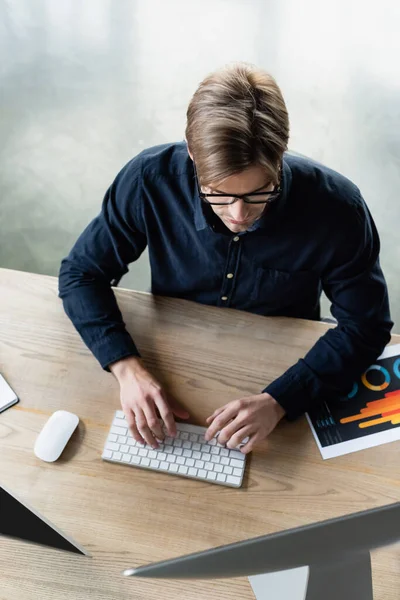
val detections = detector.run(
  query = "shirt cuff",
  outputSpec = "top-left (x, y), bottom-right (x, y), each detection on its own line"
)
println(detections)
top-left (91, 331), bottom-right (141, 371)
top-left (262, 360), bottom-right (316, 420)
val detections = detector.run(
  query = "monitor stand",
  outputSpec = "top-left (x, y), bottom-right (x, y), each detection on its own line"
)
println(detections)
top-left (249, 552), bottom-right (372, 600)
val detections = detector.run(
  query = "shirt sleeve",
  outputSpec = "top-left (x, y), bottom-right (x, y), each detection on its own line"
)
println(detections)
top-left (59, 157), bottom-right (147, 370)
top-left (263, 189), bottom-right (393, 419)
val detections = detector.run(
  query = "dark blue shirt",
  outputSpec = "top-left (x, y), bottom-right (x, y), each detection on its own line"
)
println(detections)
top-left (59, 142), bottom-right (393, 418)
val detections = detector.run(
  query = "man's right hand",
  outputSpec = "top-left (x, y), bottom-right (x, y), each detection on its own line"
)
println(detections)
top-left (109, 356), bottom-right (189, 448)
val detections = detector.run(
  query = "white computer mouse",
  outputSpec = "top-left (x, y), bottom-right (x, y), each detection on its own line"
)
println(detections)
top-left (34, 410), bottom-right (79, 462)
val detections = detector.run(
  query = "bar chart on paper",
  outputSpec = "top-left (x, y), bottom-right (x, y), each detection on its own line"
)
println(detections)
top-left (306, 344), bottom-right (400, 459)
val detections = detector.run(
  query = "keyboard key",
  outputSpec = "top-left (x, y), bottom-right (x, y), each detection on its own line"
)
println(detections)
top-left (230, 459), bottom-right (243, 468)
top-left (186, 458), bottom-right (195, 467)
top-left (148, 451), bottom-right (157, 459)
top-left (188, 467), bottom-right (197, 476)
top-left (229, 450), bottom-right (245, 461)
top-left (131, 456), bottom-right (141, 465)
top-left (192, 443), bottom-right (201, 451)
top-left (106, 442), bottom-right (120, 451)
top-left (192, 451), bottom-right (201, 460)
top-left (116, 410), bottom-right (125, 419)
top-left (195, 460), bottom-right (205, 469)
top-left (178, 465), bottom-right (188, 475)
top-left (158, 452), bottom-right (166, 461)
top-left (173, 447), bottom-right (183, 456)
top-left (227, 475), bottom-right (241, 486)
top-left (150, 460), bottom-right (160, 469)
top-left (182, 441), bottom-right (191, 449)
top-left (122, 454), bottom-right (131, 463)
top-left (211, 447), bottom-right (220, 455)
top-left (200, 444), bottom-right (209, 453)
top-left (198, 436), bottom-right (207, 444)
top-left (233, 468), bottom-right (242, 477)
top-left (204, 462), bottom-right (214, 471)
top-left (198, 469), bottom-right (207, 478)
top-left (176, 456), bottom-right (185, 465)
top-left (102, 450), bottom-right (112, 458)
top-left (127, 438), bottom-right (136, 446)
top-left (141, 457), bottom-right (150, 467)
top-left (183, 449), bottom-right (192, 458)
top-left (211, 455), bottom-right (221, 464)
top-left (220, 448), bottom-right (229, 457)
top-left (214, 464), bottom-right (223, 473)
top-left (164, 445), bottom-right (173, 454)
top-left (120, 445), bottom-right (129, 453)
top-left (180, 432), bottom-right (189, 440)
top-left (189, 433), bottom-right (198, 442)
top-left (202, 453), bottom-right (211, 462)
top-left (167, 455), bottom-right (176, 463)
top-left (173, 438), bottom-right (183, 447)
top-left (108, 434), bottom-right (118, 442)
top-left (118, 436), bottom-right (127, 444)
top-left (169, 463), bottom-right (179, 473)
top-left (207, 471), bottom-right (217, 481)
top-left (114, 418), bottom-right (126, 427)
top-left (138, 449), bottom-right (148, 457)
top-left (223, 466), bottom-right (233, 475)
top-left (220, 457), bottom-right (230, 465)
top-left (113, 452), bottom-right (122, 460)
top-left (217, 473), bottom-right (226, 483)
top-left (129, 447), bottom-right (138, 455)
top-left (165, 437), bottom-right (174, 445)
top-left (160, 461), bottom-right (169, 470)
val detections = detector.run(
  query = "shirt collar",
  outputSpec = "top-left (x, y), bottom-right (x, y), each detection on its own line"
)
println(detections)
top-left (193, 154), bottom-right (292, 232)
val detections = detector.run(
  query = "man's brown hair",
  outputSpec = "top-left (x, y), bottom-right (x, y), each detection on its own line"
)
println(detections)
top-left (186, 63), bottom-right (289, 187)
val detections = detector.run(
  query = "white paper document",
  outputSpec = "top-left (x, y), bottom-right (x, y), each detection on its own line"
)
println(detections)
top-left (306, 344), bottom-right (400, 459)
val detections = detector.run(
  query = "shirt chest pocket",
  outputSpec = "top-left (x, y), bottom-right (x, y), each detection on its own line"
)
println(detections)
top-left (250, 267), bottom-right (318, 309)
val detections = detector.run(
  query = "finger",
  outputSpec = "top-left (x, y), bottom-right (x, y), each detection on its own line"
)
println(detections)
top-left (240, 432), bottom-right (261, 455)
top-left (205, 403), bottom-right (240, 441)
top-left (155, 394), bottom-right (177, 437)
top-left (206, 405), bottom-right (226, 424)
top-left (123, 407), bottom-right (145, 444)
top-left (135, 408), bottom-right (158, 448)
top-left (217, 416), bottom-right (247, 446)
top-left (142, 400), bottom-right (164, 441)
top-left (225, 425), bottom-right (253, 450)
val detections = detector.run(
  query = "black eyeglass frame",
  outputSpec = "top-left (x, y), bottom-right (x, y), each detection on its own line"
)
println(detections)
top-left (193, 163), bottom-right (282, 206)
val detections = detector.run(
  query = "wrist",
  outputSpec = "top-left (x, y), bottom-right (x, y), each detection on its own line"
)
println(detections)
top-left (109, 355), bottom-right (144, 382)
top-left (262, 392), bottom-right (286, 420)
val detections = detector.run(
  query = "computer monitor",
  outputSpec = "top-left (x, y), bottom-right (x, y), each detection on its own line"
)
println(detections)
top-left (123, 501), bottom-right (400, 600)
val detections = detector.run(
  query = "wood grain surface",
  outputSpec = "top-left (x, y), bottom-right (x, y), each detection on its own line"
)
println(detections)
top-left (0, 268), bottom-right (399, 599)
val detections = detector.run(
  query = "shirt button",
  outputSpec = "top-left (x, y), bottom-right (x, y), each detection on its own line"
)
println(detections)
top-left (221, 296), bottom-right (228, 301)
top-left (233, 236), bottom-right (240, 242)
top-left (226, 273), bottom-right (234, 279)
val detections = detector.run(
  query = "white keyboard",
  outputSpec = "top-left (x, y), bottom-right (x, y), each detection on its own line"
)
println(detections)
top-left (102, 411), bottom-right (246, 488)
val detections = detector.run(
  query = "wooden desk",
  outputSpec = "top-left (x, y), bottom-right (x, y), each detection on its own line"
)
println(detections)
top-left (0, 268), bottom-right (399, 599)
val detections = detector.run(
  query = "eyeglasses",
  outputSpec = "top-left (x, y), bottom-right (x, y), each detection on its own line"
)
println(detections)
top-left (194, 163), bottom-right (281, 206)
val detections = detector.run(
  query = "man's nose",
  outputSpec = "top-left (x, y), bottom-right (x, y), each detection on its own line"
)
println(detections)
top-left (229, 199), bottom-right (248, 221)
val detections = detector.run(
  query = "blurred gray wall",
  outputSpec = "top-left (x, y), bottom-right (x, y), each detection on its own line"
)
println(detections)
top-left (1, 0), bottom-right (399, 329)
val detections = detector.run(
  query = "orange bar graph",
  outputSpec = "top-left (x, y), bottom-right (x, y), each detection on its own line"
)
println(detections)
top-left (340, 392), bottom-right (400, 429)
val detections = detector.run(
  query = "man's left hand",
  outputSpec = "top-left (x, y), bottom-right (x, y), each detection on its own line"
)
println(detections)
top-left (205, 393), bottom-right (285, 454)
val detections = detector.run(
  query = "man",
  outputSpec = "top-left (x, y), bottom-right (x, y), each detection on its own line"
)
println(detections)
top-left (59, 63), bottom-right (392, 455)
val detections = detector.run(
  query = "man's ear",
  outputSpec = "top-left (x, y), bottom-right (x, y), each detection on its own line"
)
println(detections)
top-left (185, 141), bottom-right (194, 161)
